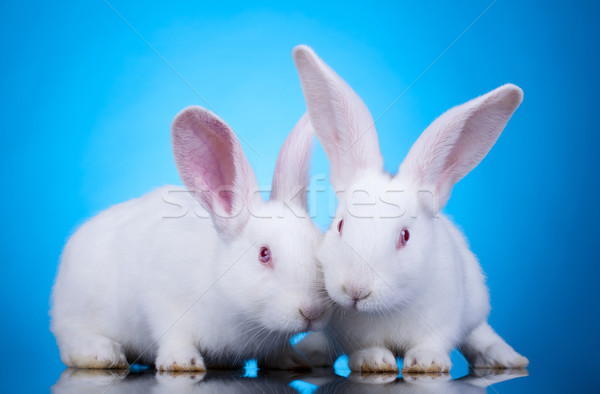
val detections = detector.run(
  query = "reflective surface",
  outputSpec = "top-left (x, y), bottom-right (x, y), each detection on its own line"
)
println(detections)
top-left (51, 368), bottom-right (527, 394)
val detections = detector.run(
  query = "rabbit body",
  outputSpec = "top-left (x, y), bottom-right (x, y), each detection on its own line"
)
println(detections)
top-left (322, 176), bottom-right (490, 368)
top-left (292, 45), bottom-right (529, 373)
top-left (51, 108), bottom-right (328, 371)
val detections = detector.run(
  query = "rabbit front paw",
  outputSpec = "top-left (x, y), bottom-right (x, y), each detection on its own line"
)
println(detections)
top-left (349, 347), bottom-right (398, 372)
top-left (402, 348), bottom-right (451, 374)
top-left (262, 347), bottom-right (312, 370)
top-left (63, 335), bottom-right (128, 369)
top-left (293, 331), bottom-right (336, 368)
top-left (469, 341), bottom-right (529, 369)
top-left (155, 348), bottom-right (205, 372)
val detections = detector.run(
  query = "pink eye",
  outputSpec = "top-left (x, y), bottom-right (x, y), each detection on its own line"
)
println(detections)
top-left (258, 246), bottom-right (272, 265)
top-left (337, 219), bottom-right (344, 236)
top-left (397, 228), bottom-right (410, 249)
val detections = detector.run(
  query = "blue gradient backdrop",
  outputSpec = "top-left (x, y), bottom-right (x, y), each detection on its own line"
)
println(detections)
top-left (1, 1), bottom-right (598, 392)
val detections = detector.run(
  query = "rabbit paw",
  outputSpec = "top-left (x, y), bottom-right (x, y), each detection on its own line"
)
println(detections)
top-left (263, 348), bottom-right (312, 370)
top-left (402, 348), bottom-right (451, 374)
top-left (156, 349), bottom-right (205, 372)
top-left (65, 336), bottom-right (128, 369)
top-left (469, 341), bottom-right (529, 369)
top-left (293, 331), bottom-right (335, 367)
top-left (349, 347), bottom-right (398, 373)
top-left (301, 348), bottom-right (334, 368)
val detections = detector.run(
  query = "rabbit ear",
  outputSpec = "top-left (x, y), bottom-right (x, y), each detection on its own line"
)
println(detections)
top-left (398, 84), bottom-right (523, 210)
top-left (270, 113), bottom-right (313, 210)
top-left (171, 106), bottom-right (259, 239)
top-left (293, 45), bottom-right (383, 191)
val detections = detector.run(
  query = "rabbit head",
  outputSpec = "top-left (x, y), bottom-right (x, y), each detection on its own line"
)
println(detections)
top-left (171, 107), bottom-right (329, 332)
top-left (293, 45), bottom-right (523, 313)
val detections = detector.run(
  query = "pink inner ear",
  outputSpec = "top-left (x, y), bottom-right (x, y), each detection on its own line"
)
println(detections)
top-left (172, 108), bottom-right (236, 214)
top-left (399, 84), bottom-right (523, 209)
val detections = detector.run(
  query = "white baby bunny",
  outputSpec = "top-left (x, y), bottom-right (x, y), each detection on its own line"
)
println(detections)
top-left (50, 106), bottom-right (330, 371)
top-left (292, 45), bottom-right (529, 374)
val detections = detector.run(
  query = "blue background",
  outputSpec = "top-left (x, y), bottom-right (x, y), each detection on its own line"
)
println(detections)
top-left (1, 0), bottom-right (598, 392)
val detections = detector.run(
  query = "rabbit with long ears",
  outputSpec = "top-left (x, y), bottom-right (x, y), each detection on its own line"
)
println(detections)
top-left (50, 107), bottom-right (329, 371)
top-left (292, 45), bottom-right (528, 373)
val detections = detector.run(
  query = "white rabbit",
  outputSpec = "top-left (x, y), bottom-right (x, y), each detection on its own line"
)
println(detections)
top-left (292, 45), bottom-right (529, 374)
top-left (50, 106), bottom-right (330, 371)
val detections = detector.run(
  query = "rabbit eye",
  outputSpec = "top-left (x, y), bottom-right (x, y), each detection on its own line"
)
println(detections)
top-left (258, 246), bottom-right (272, 265)
top-left (337, 219), bottom-right (344, 236)
top-left (397, 228), bottom-right (410, 249)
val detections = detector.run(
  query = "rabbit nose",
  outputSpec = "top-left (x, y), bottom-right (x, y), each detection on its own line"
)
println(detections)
top-left (343, 285), bottom-right (371, 302)
top-left (299, 307), bottom-right (322, 322)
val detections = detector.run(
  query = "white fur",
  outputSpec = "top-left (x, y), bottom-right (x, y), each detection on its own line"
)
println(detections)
top-left (292, 45), bottom-right (528, 373)
top-left (50, 107), bottom-right (328, 371)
